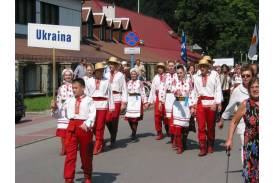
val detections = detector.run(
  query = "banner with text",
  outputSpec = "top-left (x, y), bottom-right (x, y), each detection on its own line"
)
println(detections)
top-left (28, 23), bottom-right (80, 51)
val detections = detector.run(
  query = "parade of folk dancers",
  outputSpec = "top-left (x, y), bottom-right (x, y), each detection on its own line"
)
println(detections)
top-left (50, 56), bottom-right (259, 183)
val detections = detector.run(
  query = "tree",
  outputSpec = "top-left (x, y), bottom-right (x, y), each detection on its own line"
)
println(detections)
top-left (175, 0), bottom-right (258, 60)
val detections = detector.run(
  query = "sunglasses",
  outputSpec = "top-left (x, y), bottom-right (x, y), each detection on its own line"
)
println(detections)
top-left (241, 74), bottom-right (252, 78)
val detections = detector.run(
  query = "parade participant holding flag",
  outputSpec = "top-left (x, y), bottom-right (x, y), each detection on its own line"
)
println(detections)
top-left (148, 62), bottom-right (167, 140)
top-left (51, 68), bottom-right (74, 156)
top-left (85, 62), bottom-right (115, 155)
top-left (105, 56), bottom-right (128, 147)
top-left (52, 78), bottom-right (96, 183)
top-left (170, 65), bottom-right (195, 154)
top-left (124, 68), bottom-right (149, 140)
top-left (192, 58), bottom-right (222, 156)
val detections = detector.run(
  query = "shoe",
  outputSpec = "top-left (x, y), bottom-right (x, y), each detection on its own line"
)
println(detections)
top-left (155, 131), bottom-right (164, 140)
top-left (198, 141), bottom-right (207, 156)
top-left (207, 140), bottom-right (214, 153)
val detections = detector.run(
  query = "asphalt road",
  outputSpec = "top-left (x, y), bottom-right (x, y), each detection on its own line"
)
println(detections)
top-left (16, 110), bottom-right (243, 183)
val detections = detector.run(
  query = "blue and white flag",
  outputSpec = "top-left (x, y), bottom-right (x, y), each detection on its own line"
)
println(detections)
top-left (181, 31), bottom-right (187, 63)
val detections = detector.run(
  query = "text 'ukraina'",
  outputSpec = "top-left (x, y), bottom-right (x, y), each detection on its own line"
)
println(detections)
top-left (36, 29), bottom-right (72, 42)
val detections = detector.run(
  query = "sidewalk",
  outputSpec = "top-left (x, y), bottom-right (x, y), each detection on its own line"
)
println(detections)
top-left (15, 112), bottom-right (56, 147)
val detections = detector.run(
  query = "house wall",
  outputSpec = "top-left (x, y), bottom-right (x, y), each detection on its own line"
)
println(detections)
top-left (15, 0), bottom-right (81, 35)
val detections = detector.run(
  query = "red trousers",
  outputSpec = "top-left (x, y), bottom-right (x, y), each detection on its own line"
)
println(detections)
top-left (154, 96), bottom-right (166, 132)
top-left (196, 104), bottom-right (216, 142)
top-left (93, 110), bottom-right (107, 142)
top-left (106, 102), bottom-right (121, 122)
top-left (64, 120), bottom-right (93, 179)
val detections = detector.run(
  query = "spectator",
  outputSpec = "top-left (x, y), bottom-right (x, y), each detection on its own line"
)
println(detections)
top-left (220, 64), bottom-right (232, 113)
top-left (134, 59), bottom-right (146, 74)
top-left (74, 59), bottom-right (87, 79)
top-left (249, 63), bottom-right (259, 77)
top-left (225, 77), bottom-right (259, 183)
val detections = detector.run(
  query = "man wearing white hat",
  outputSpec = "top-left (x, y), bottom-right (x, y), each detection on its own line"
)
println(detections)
top-left (192, 58), bottom-right (222, 156)
top-left (85, 62), bottom-right (115, 155)
top-left (148, 62), bottom-right (167, 140)
top-left (105, 56), bottom-right (128, 147)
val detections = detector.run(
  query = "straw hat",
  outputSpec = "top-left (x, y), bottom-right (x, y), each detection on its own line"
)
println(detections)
top-left (107, 56), bottom-right (120, 64)
top-left (198, 58), bottom-right (211, 66)
top-left (202, 55), bottom-right (214, 64)
top-left (156, 62), bottom-right (166, 68)
top-left (94, 62), bottom-right (105, 70)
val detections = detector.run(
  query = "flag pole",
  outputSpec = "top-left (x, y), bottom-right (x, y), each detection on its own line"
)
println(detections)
top-left (52, 48), bottom-right (56, 101)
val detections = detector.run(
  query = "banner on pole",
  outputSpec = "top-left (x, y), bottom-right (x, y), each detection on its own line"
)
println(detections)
top-left (28, 23), bottom-right (80, 51)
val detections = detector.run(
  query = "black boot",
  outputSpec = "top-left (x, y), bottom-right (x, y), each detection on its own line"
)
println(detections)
top-left (164, 124), bottom-right (170, 137)
top-left (182, 127), bottom-right (189, 150)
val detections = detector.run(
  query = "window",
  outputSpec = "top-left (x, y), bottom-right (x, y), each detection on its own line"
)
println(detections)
top-left (87, 21), bottom-right (93, 38)
top-left (40, 2), bottom-right (59, 25)
top-left (15, 0), bottom-right (36, 24)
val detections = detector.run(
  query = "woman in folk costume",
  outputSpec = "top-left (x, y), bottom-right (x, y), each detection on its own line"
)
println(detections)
top-left (160, 60), bottom-right (178, 147)
top-left (124, 68), bottom-right (149, 140)
top-left (170, 65), bottom-right (195, 154)
top-left (82, 63), bottom-right (94, 82)
top-left (104, 56), bottom-right (128, 147)
top-left (51, 68), bottom-right (74, 156)
top-left (85, 62), bottom-right (115, 155)
top-left (148, 62), bottom-right (167, 140)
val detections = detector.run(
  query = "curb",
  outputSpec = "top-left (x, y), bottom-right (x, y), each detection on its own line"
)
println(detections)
top-left (26, 110), bottom-right (51, 115)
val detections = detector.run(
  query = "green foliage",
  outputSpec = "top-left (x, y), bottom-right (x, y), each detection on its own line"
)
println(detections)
top-left (25, 96), bottom-right (52, 112)
top-left (109, 0), bottom-right (258, 60)
top-left (175, 0), bottom-right (258, 60)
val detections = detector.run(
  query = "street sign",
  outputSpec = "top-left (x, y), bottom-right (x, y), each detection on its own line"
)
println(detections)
top-left (124, 47), bottom-right (141, 54)
top-left (28, 23), bottom-right (80, 51)
top-left (124, 31), bottom-right (140, 47)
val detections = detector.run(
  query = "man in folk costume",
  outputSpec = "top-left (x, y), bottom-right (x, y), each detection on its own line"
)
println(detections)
top-left (170, 65), bottom-right (195, 154)
top-left (105, 56), bottom-right (128, 147)
top-left (192, 58), bottom-right (222, 156)
top-left (160, 60), bottom-right (178, 147)
top-left (51, 68), bottom-right (74, 156)
top-left (52, 78), bottom-right (96, 183)
top-left (148, 62), bottom-right (167, 140)
top-left (124, 68), bottom-right (149, 140)
top-left (85, 62), bottom-right (115, 155)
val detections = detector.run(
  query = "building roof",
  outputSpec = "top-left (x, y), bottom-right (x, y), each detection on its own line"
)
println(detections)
top-left (93, 12), bottom-right (105, 25)
top-left (84, 0), bottom-right (201, 61)
top-left (114, 18), bottom-right (130, 30)
top-left (82, 7), bottom-right (92, 22)
top-left (15, 37), bottom-right (111, 63)
top-left (106, 18), bottom-right (113, 27)
top-left (113, 20), bottom-right (122, 29)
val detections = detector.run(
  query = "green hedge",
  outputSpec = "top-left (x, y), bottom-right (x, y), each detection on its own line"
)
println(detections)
top-left (24, 96), bottom-right (53, 112)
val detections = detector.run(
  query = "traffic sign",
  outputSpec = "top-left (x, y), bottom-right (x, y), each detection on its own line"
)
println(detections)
top-left (123, 31), bottom-right (140, 47)
top-left (124, 47), bottom-right (141, 54)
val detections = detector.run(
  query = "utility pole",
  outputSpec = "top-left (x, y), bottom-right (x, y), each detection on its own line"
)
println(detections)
top-left (138, 0), bottom-right (140, 13)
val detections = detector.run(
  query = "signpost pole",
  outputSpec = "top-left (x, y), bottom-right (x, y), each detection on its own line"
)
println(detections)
top-left (52, 48), bottom-right (56, 100)
top-left (131, 54), bottom-right (135, 68)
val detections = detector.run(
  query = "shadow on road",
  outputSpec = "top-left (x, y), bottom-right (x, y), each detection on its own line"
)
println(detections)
top-left (16, 119), bottom-right (32, 124)
top-left (214, 138), bottom-right (226, 152)
top-left (103, 132), bottom-right (155, 152)
top-left (76, 171), bottom-right (119, 183)
top-left (226, 169), bottom-right (242, 174)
